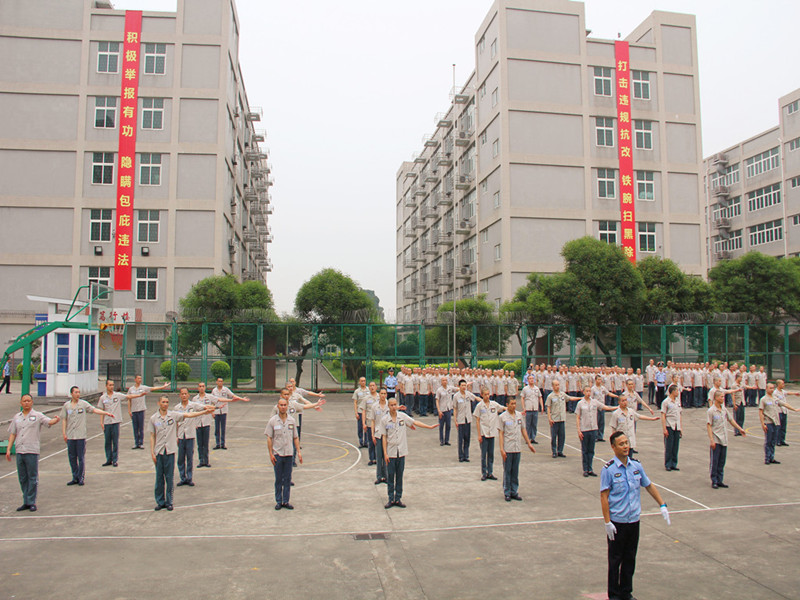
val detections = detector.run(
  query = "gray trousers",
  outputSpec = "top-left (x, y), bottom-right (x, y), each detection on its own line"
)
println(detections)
top-left (17, 453), bottom-right (39, 506)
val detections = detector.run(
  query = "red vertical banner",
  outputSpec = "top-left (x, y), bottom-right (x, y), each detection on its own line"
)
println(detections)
top-left (114, 10), bottom-right (142, 291)
top-left (614, 41), bottom-right (636, 263)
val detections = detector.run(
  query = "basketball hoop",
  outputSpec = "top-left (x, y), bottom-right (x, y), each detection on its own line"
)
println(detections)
top-left (109, 324), bottom-right (125, 349)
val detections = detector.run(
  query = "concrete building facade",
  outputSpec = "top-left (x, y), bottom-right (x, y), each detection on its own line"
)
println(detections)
top-left (0, 0), bottom-right (273, 347)
top-left (396, 0), bottom-right (706, 323)
top-left (705, 88), bottom-right (800, 265)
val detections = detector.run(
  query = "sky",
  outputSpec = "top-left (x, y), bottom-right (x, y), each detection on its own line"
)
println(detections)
top-left (114, 0), bottom-right (800, 320)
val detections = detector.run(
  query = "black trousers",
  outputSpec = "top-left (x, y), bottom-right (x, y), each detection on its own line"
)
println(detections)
top-left (608, 520), bottom-right (640, 600)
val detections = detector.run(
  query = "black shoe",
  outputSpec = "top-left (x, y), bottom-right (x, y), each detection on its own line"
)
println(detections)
top-left (771, 459), bottom-right (781, 464)
top-left (213, 446), bottom-right (221, 449)
top-left (718, 483), bottom-right (729, 488)
top-left (458, 458), bottom-right (464, 462)
top-left (368, 460), bottom-right (375, 466)
top-left (487, 474), bottom-right (497, 480)
top-left (282, 503), bottom-right (294, 510)
top-left (374, 479), bottom-right (382, 485)
top-left (292, 462), bottom-right (298, 468)
top-left (290, 481), bottom-right (295, 486)
top-left (481, 474), bottom-right (487, 481)
top-left (511, 494), bottom-right (522, 501)
top-left (112, 462), bottom-right (118, 467)
top-left (671, 467), bottom-right (680, 471)
top-left (588, 471), bottom-right (598, 477)
top-left (394, 501), bottom-right (406, 508)
top-left (532, 440), bottom-right (538, 444)
top-left (186, 481), bottom-right (195, 487)
top-left (102, 462), bottom-right (112, 467)
top-left (557, 453), bottom-right (566, 458)
top-left (380, 478), bottom-right (387, 483)
top-left (385, 501), bottom-right (393, 509)
top-left (67, 480), bottom-right (78, 486)
top-left (78, 482), bottom-right (84, 486)
top-left (16, 504), bottom-right (29, 512)
top-left (665, 467), bottom-right (672, 471)
top-left (275, 503), bottom-right (282, 510)
top-left (166, 505), bottom-right (173, 511)
top-left (597, 439), bottom-right (605, 442)
top-left (712, 483), bottom-right (719, 489)
top-left (154, 505), bottom-right (164, 511)
top-left (176, 481), bottom-right (186, 487)
top-left (464, 458), bottom-right (470, 462)
top-left (440, 442), bottom-right (444, 446)
top-left (221, 446), bottom-right (227, 450)
top-left (552, 453), bottom-right (558, 458)
top-left (28, 505), bottom-right (37, 512)
top-left (504, 495), bottom-right (511, 502)
top-left (132, 446), bottom-right (140, 450)
top-left (444, 442), bottom-right (451, 446)
top-left (583, 471), bottom-right (589, 477)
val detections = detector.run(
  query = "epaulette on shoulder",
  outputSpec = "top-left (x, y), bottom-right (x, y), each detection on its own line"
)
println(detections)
top-left (629, 456), bottom-right (641, 464)
top-left (603, 459), bottom-right (614, 468)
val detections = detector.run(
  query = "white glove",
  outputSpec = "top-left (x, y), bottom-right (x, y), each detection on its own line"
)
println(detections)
top-left (604, 521), bottom-right (617, 540)
top-left (660, 504), bottom-right (671, 525)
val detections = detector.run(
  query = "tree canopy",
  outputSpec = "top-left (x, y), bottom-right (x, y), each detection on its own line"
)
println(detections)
top-left (295, 268), bottom-right (378, 323)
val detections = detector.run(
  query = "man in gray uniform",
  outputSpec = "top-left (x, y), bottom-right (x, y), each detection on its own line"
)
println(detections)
top-left (61, 386), bottom-right (113, 486)
top-left (497, 397), bottom-right (536, 501)
top-left (707, 390), bottom-right (747, 489)
top-left (6, 394), bottom-right (60, 511)
top-left (98, 379), bottom-right (145, 467)
top-left (192, 382), bottom-right (216, 468)
top-left (266, 389), bottom-right (302, 510)
top-left (474, 388), bottom-right (503, 481)
top-left (174, 387), bottom-right (205, 487)
top-left (127, 374), bottom-right (171, 449)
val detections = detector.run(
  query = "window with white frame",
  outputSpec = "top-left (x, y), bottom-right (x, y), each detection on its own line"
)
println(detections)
top-left (710, 163), bottom-right (740, 188)
top-left (745, 147), bottom-right (779, 178)
top-left (634, 120), bottom-right (653, 150)
top-left (712, 197), bottom-right (742, 221)
top-left (597, 168), bottom-right (616, 198)
top-left (480, 179), bottom-right (488, 194)
top-left (638, 222), bottom-right (656, 252)
top-left (88, 266), bottom-right (111, 288)
top-left (494, 298), bottom-right (501, 310)
top-left (747, 183), bottom-right (781, 212)
top-left (789, 138), bottom-right (800, 152)
top-left (90, 209), bottom-right (113, 242)
top-left (490, 39), bottom-right (497, 59)
top-left (479, 83), bottom-right (486, 98)
top-left (493, 191), bottom-right (500, 208)
top-left (97, 41), bottom-right (120, 73)
top-left (481, 229), bottom-right (489, 243)
top-left (135, 267), bottom-right (158, 301)
top-left (595, 117), bottom-right (614, 147)
top-left (593, 67), bottom-right (612, 96)
top-left (491, 88), bottom-right (498, 108)
top-left (480, 279), bottom-right (489, 293)
top-left (793, 215), bottom-right (800, 226)
top-left (492, 139), bottom-right (499, 157)
top-left (599, 221), bottom-right (618, 244)
top-left (478, 36), bottom-right (485, 53)
top-left (142, 98), bottom-right (164, 129)
top-left (462, 191), bottom-right (475, 219)
top-left (92, 152), bottom-right (114, 184)
top-left (462, 236), bottom-right (476, 266)
top-left (713, 230), bottom-right (742, 253)
top-left (632, 70), bottom-right (650, 100)
top-left (792, 176), bottom-right (800, 189)
top-left (94, 97), bottom-right (117, 129)
top-left (480, 131), bottom-right (487, 145)
top-left (137, 210), bottom-right (159, 242)
top-left (493, 244), bottom-right (501, 261)
top-left (139, 153), bottom-right (161, 186)
top-left (635, 171), bottom-right (655, 201)
top-left (461, 282), bottom-right (477, 299)
top-left (749, 219), bottom-right (783, 247)
top-left (143, 43), bottom-right (166, 75)
top-left (788, 100), bottom-right (799, 115)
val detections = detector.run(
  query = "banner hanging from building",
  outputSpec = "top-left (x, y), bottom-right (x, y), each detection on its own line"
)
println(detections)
top-left (114, 10), bottom-right (142, 290)
top-left (614, 40), bottom-right (636, 263)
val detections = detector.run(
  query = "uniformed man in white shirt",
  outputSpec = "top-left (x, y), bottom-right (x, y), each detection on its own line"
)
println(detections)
top-left (759, 382), bottom-right (800, 464)
top-left (381, 397), bottom-right (438, 508)
top-left (661, 384), bottom-right (683, 471)
top-left (775, 379), bottom-right (800, 447)
top-left (546, 380), bottom-right (582, 459)
top-left (174, 387), bottom-right (205, 487)
top-left (352, 377), bottom-right (369, 448)
top-left (149, 396), bottom-right (212, 511)
top-left (192, 382), bottom-right (216, 468)
top-left (361, 382), bottom-right (381, 465)
top-left (266, 389), bottom-right (303, 510)
top-left (707, 390), bottom-right (747, 488)
top-left (520, 378), bottom-right (543, 444)
top-left (98, 379), bottom-right (145, 467)
top-left (371, 388), bottom-right (391, 485)
top-left (6, 394), bottom-right (60, 511)
top-left (127, 374), bottom-right (171, 450)
top-left (609, 393), bottom-right (660, 457)
top-left (434, 376), bottom-right (454, 446)
top-left (211, 377), bottom-right (250, 450)
top-left (61, 386), bottom-right (112, 486)
top-left (473, 388), bottom-right (503, 481)
top-left (453, 379), bottom-right (479, 462)
top-left (576, 387), bottom-right (616, 477)
top-left (497, 397), bottom-right (536, 501)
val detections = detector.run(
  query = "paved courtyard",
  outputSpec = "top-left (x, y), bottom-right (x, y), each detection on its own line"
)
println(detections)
top-left (1, 392), bottom-right (798, 599)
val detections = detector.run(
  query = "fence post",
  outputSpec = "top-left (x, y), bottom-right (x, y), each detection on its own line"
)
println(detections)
top-left (121, 323), bottom-right (128, 385)
top-left (703, 324), bottom-right (709, 363)
top-left (366, 324), bottom-right (373, 381)
top-left (785, 323), bottom-right (790, 380)
top-left (521, 325), bottom-right (527, 371)
top-left (418, 323), bottom-right (424, 367)
top-left (471, 325), bottom-right (478, 368)
top-left (201, 323), bottom-right (208, 384)
top-left (660, 325), bottom-right (667, 362)
top-left (256, 324), bottom-right (263, 392)
top-left (312, 325), bottom-right (319, 390)
top-left (169, 320), bottom-right (178, 392)
top-left (744, 324), bottom-right (750, 367)
top-left (569, 325), bottom-right (576, 365)
top-left (615, 326), bottom-right (622, 366)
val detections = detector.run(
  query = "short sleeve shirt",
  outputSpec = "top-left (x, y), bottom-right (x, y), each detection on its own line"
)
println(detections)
top-left (759, 394), bottom-right (783, 425)
top-left (193, 393), bottom-right (216, 427)
top-left (211, 386), bottom-right (234, 415)
top-left (435, 387), bottom-right (453, 412)
top-left (60, 399), bottom-right (96, 440)
top-left (661, 397), bottom-right (682, 430)
top-left (127, 385), bottom-right (152, 413)
top-left (576, 398), bottom-right (605, 432)
top-left (265, 414), bottom-right (298, 456)
top-left (363, 393), bottom-right (380, 422)
top-left (8, 410), bottom-right (50, 454)
top-left (382, 411), bottom-right (413, 458)
top-left (453, 391), bottom-right (477, 424)
top-left (98, 392), bottom-right (127, 424)
top-left (707, 404), bottom-right (732, 446)
top-left (148, 410), bottom-right (186, 455)
top-left (372, 402), bottom-right (390, 438)
top-left (498, 410), bottom-right (525, 452)
top-left (521, 385), bottom-right (542, 411)
top-left (352, 387), bottom-right (369, 413)
top-left (473, 400), bottom-right (503, 437)
top-left (174, 401), bottom-right (205, 439)
top-left (545, 392), bottom-right (568, 422)
top-left (600, 457), bottom-right (651, 524)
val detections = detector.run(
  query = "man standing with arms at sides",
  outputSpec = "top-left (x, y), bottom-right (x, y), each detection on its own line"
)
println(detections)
top-left (435, 376), bottom-right (454, 446)
top-left (127, 374), bottom-right (171, 450)
top-left (211, 377), bottom-right (250, 450)
top-left (98, 379), bottom-right (145, 467)
top-left (756, 366), bottom-right (767, 404)
top-left (759, 382), bottom-right (800, 465)
top-left (61, 386), bottom-right (113, 486)
top-left (654, 362), bottom-right (667, 407)
top-left (371, 388), bottom-right (391, 485)
top-left (661, 384), bottom-right (682, 471)
top-left (453, 379), bottom-right (479, 463)
top-left (361, 381), bottom-right (381, 466)
top-left (381, 397), bottom-right (438, 508)
top-left (149, 396), bottom-right (212, 511)
top-left (6, 394), bottom-right (60, 511)
top-left (383, 367), bottom-right (397, 399)
top-left (352, 376), bottom-right (369, 448)
top-left (474, 387), bottom-right (503, 481)
top-left (266, 389), bottom-right (302, 510)
top-left (174, 387), bottom-right (205, 487)
top-left (576, 386), bottom-right (617, 477)
top-left (745, 365), bottom-right (759, 407)
top-left (497, 396), bottom-right (536, 501)
top-left (707, 390), bottom-right (747, 489)
top-left (775, 379), bottom-right (800, 447)
top-left (591, 375), bottom-right (620, 443)
top-left (546, 380), bottom-right (582, 459)
top-left (0, 358), bottom-right (11, 394)
top-left (609, 392), bottom-right (660, 458)
top-left (521, 375), bottom-right (543, 444)
top-left (601, 431), bottom-right (670, 600)
top-left (193, 382), bottom-right (215, 468)
top-left (417, 367), bottom-right (430, 417)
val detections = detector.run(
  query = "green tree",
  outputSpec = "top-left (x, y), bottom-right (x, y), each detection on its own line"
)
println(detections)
top-left (637, 256), bottom-right (716, 316)
top-left (429, 296), bottom-right (500, 363)
top-left (500, 273), bottom-right (554, 356)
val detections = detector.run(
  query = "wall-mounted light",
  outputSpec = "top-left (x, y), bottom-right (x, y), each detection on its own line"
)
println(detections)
top-left (94, 246), bottom-right (103, 256)
top-left (141, 246), bottom-right (150, 256)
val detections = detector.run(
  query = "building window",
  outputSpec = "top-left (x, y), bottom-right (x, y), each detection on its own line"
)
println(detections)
top-left (97, 41), bottom-right (120, 73)
top-left (635, 171), bottom-right (655, 201)
top-left (711, 163), bottom-right (740, 188)
top-left (139, 153), bottom-right (161, 186)
top-left (493, 191), bottom-right (500, 208)
top-left (712, 196), bottom-right (742, 221)
top-left (462, 191), bottom-right (475, 219)
top-left (494, 244), bottom-right (501, 261)
top-left (595, 117), bottom-right (615, 147)
top-left (747, 183), bottom-right (781, 212)
top-left (634, 120), bottom-right (653, 150)
top-left (92, 152), bottom-right (114, 185)
top-left (791, 176), bottom-right (800, 189)
top-left (480, 131), bottom-right (487, 145)
top-left (480, 180), bottom-right (488, 194)
top-left (481, 229), bottom-right (489, 243)
top-left (143, 43), bottom-right (166, 75)
top-left (478, 36), bottom-right (486, 53)
top-left (492, 139), bottom-right (499, 157)
top-left (480, 279), bottom-right (489, 293)
top-left (593, 67), bottom-right (613, 96)
top-left (788, 100), bottom-right (799, 115)
top-left (135, 267), bottom-right (158, 301)
top-left (94, 97), bottom-right (117, 129)
top-left (789, 138), bottom-right (800, 152)
top-left (56, 333), bottom-right (70, 374)
top-left (714, 230), bottom-right (743, 253)
top-left (490, 39), bottom-right (497, 59)
top-left (632, 70), bottom-right (650, 100)
top-left (137, 210), bottom-right (159, 242)
top-left (597, 168), bottom-right (616, 199)
top-left (599, 221), bottom-right (618, 244)
top-left (749, 219), bottom-right (783, 247)
top-left (88, 266), bottom-right (111, 288)
top-left (90, 209), bottom-right (113, 242)
top-left (462, 236), bottom-right (476, 266)
top-left (491, 88), bottom-right (498, 108)
top-left (77, 334), bottom-right (95, 372)
top-left (745, 147), bottom-right (780, 178)
top-left (638, 222), bottom-right (656, 253)
top-left (142, 98), bottom-right (164, 130)
top-left (793, 215), bottom-right (800, 226)
top-left (479, 83), bottom-right (486, 98)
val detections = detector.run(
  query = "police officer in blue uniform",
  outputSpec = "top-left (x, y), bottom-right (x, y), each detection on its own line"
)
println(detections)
top-left (600, 431), bottom-right (670, 600)
top-left (383, 368), bottom-right (397, 399)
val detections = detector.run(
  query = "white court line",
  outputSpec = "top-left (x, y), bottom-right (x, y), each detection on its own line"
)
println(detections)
top-left (0, 432), bottom-right (362, 520)
top-left (0, 499), bottom-right (797, 542)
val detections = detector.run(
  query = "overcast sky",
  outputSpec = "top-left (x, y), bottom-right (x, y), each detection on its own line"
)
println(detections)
top-left (115, 0), bottom-right (800, 319)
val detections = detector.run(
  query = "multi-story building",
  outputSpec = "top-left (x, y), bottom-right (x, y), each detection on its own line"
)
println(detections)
top-left (396, 0), bottom-right (706, 323)
top-left (0, 0), bottom-right (273, 347)
top-left (705, 88), bottom-right (800, 265)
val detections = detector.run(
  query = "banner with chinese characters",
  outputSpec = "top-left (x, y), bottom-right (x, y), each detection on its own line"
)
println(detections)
top-left (614, 40), bottom-right (636, 263)
top-left (114, 10), bottom-right (142, 290)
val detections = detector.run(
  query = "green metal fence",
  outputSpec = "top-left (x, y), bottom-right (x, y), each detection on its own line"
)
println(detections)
top-left (119, 321), bottom-right (800, 392)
